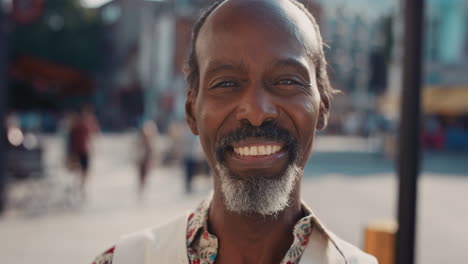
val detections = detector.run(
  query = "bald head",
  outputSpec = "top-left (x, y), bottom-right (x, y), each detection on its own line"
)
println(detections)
top-left (200, 0), bottom-right (320, 60)
top-left (185, 0), bottom-right (335, 111)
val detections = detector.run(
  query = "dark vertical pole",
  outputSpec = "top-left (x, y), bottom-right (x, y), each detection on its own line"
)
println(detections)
top-left (0, 2), bottom-right (8, 213)
top-left (396, 0), bottom-right (424, 264)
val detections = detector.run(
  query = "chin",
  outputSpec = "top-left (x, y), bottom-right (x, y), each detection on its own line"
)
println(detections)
top-left (216, 162), bottom-right (302, 216)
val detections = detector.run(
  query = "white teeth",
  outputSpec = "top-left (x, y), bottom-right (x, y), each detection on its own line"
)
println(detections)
top-left (273, 145), bottom-right (280, 153)
top-left (243, 146), bottom-right (249, 155)
top-left (236, 147), bottom-right (241, 155)
top-left (234, 145), bottom-right (282, 156)
top-left (250, 146), bottom-right (258, 155)
top-left (258, 145), bottom-right (266, 155)
top-left (266, 145), bottom-right (272, 155)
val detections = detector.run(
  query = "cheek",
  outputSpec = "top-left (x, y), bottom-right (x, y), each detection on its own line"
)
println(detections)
top-left (195, 96), bottom-right (234, 163)
top-left (196, 96), bottom-right (230, 136)
top-left (196, 102), bottom-right (215, 153)
top-left (304, 99), bottom-right (317, 115)
top-left (288, 95), bottom-right (320, 130)
top-left (304, 87), bottom-right (322, 115)
top-left (297, 100), bottom-right (319, 143)
top-left (282, 95), bottom-right (320, 164)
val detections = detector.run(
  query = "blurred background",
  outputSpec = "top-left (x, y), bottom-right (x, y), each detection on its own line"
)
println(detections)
top-left (0, 0), bottom-right (467, 263)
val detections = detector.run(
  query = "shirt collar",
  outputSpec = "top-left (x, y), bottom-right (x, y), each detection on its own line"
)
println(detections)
top-left (186, 194), bottom-right (346, 260)
top-left (300, 202), bottom-right (348, 261)
top-left (186, 195), bottom-right (211, 246)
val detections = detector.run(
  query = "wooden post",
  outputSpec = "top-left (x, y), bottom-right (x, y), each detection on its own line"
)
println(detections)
top-left (364, 220), bottom-right (397, 264)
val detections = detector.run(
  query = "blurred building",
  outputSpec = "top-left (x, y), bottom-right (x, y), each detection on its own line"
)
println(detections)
top-left (425, 0), bottom-right (468, 89)
top-left (96, 0), bottom-right (145, 130)
top-left (423, 0), bottom-right (468, 150)
top-left (383, 0), bottom-right (468, 150)
top-left (320, 0), bottom-right (395, 134)
top-left (426, 0), bottom-right (468, 67)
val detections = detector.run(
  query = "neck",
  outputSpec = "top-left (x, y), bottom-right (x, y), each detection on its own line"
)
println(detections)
top-left (208, 185), bottom-right (302, 263)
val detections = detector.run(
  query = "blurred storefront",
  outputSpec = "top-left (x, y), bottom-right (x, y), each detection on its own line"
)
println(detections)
top-left (382, 0), bottom-right (468, 151)
top-left (10, 56), bottom-right (94, 103)
top-left (320, 0), bottom-right (395, 135)
top-left (6, 0), bottom-right (103, 131)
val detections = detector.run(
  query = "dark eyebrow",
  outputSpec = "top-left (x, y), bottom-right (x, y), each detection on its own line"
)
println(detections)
top-left (204, 60), bottom-right (249, 78)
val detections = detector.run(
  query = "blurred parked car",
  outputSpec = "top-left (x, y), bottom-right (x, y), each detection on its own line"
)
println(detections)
top-left (4, 114), bottom-right (44, 180)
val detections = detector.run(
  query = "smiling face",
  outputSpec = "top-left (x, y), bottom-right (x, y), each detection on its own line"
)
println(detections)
top-left (186, 0), bottom-right (328, 215)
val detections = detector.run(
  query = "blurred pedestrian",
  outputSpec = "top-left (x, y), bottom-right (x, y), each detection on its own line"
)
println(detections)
top-left (68, 105), bottom-right (99, 198)
top-left (134, 120), bottom-right (158, 199)
top-left (61, 112), bottom-right (78, 171)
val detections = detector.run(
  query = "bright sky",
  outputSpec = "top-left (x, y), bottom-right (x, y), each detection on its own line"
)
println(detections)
top-left (80, 0), bottom-right (112, 8)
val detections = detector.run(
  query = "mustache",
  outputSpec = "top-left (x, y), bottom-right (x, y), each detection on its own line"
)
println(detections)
top-left (215, 121), bottom-right (298, 164)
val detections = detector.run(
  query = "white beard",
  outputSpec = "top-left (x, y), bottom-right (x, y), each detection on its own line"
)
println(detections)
top-left (216, 163), bottom-right (302, 216)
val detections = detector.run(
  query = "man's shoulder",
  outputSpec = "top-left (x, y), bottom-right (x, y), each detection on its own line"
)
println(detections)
top-left (112, 213), bottom-right (189, 264)
top-left (119, 213), bottom-right (187, 242)
top-left (302, 204), bottom-right (378, 264)
top-left (302, 226), bottom-right (377, 264)
top-left (327, 231), bottom-right (378, 264)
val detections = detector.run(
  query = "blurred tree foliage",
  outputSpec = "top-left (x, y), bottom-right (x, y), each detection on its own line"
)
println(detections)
top-left (12, 0), bottom-right (103, 73)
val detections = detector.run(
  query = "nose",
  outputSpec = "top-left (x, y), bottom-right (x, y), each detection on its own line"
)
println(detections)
top-left (235, 84), bottom-right (279, 127)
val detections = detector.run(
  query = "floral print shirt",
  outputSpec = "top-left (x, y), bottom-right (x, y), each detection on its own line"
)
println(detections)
top-left (92, 246), bottom-right (114, 264)
top-left (93, 198), bottom-right (315, 264)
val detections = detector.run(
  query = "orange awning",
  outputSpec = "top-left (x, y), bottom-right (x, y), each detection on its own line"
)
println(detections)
top-left (10, 56), bottom-right (94, 96)
top-left (423, 85), bottom-right (468, 114)
top-left (379, 85), bottom-right (468, 116)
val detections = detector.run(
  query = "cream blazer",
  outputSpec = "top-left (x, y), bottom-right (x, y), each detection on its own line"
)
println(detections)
top-left (113, 213), bottom-right (377, 264)
top-left (112, 215), bottom-right (377, 264)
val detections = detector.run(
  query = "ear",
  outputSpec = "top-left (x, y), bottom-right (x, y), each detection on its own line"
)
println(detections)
top-left (316, 94), bottom-right (330, 131)
top-left (185, 89), bottom-right (199, 135)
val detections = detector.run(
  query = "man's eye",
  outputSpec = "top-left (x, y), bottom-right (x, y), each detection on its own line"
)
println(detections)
top-left (272, 78), bottom-right (311, 95)
top-left (212, 81), bottom-right (237, 88)
top-left (276, 79), bottom-right (301, 86)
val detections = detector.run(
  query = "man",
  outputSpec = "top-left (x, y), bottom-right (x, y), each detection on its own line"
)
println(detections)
top-left (93, 0), bottom-right (378, 263)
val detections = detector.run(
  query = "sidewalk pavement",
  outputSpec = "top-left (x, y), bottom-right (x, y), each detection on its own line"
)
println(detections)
top-left (0, 133), bottom-right (466, 264)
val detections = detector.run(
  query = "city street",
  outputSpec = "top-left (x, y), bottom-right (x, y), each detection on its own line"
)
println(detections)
top-left (0, 134), bottom-right (466, 264)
